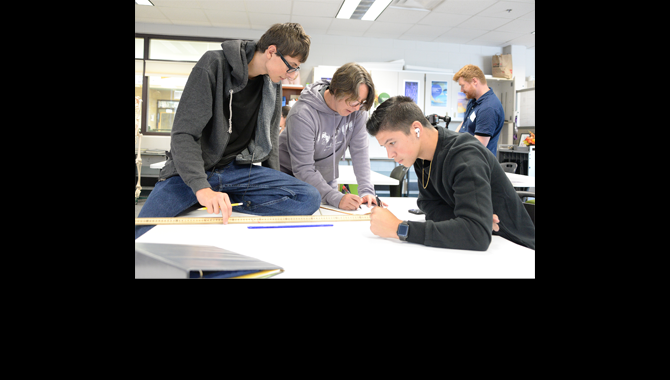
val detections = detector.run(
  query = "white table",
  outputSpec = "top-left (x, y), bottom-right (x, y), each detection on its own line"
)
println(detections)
top-left (341, 166), bottom-right (532, 188)
top-left (136, 197), bottom-right (535, 278)
top-left (150, 160), bottom-right (166, 169)
top-left (337, 165), bottom-right (398, 186)
top-left (505, 172), bottom-right (535, 188)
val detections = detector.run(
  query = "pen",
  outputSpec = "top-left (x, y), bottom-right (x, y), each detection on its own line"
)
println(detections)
top-left (342, 185), bottom-right (361, 209)
top-left (247, 224), bottom-right (334, 229)
top-left (376, 195), bottom-right (383, 208)
top-left (199, 203), bottom-right (242, 210)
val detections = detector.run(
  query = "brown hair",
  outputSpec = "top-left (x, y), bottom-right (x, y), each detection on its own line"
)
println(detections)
top-left (256, 23), bottom-right (311, 63)
top-left (453, 64), bottom-right (487, 85)
top-left (329, 62), bottom-right (375, 111)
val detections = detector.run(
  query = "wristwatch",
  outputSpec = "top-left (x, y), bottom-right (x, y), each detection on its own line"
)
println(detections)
top-left (397, 220), bottom-right (410, 241)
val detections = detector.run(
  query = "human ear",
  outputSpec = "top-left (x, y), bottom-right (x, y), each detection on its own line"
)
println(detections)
top-left (411, 121), bottom-right (423, 138)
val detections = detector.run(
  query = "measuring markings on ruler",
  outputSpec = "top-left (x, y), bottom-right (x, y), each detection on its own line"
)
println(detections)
top-left (135, 214), bottom-right (371, 225)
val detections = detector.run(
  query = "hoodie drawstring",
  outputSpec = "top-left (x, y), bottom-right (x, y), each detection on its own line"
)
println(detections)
top-left (228, 89), bottom-right (233, 133)
top-left (333, 132), bottom-right (337, 179)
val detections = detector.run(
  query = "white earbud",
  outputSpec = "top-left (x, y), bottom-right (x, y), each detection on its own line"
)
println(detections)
top-left (415, 128), bottom-right (420, 138)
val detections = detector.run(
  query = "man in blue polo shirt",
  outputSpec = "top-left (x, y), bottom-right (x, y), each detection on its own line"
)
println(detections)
top-left (453, 64), bottom-right (505, 156)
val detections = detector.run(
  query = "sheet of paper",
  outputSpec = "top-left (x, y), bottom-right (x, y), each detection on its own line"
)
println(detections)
top-left (319, 204), bottom-right (373, 215)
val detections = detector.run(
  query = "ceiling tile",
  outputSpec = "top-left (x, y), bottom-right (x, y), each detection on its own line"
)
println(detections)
top-left (151, 0), bottom-right (201, 7)
top-left (363, 21), bottom-right (413, 39)
top-left (159, 7), bottom-right (210, 23)
top-left (244, 0), bottom-right (292, 15)
top-left (457, 15), bottom-right (512, 30)
top-left (432, 0), bottom-right (498, 15)
top-left (399, 24), bottom-right (451, 41)
top-left (433, 27), bottom-right (488, 44)
top-left (199, 1), bottom-right (246, 11)
top-left (205, 10), bottom-right (250, 28)
top-left (375, 7), bottom-right (430, 24)
top-left (135, 4), bottom-right (168, 19)
top-left (135, 17), bottom-right (172, 24)
top-left (477, 1), bottom-right (535, 19)
top-left (494, 18), bottom-right (534, 33)
top-left (136, 0), bottom-right (535, 49)
top-left (292, 0), bottom-right (342, 18)
top-left (327, 19), bottom-right (373, 36)
top-left (248, 12), bottom-right (292, 29)
top-left (328, 18), bottom-right (373, 32)
top-left (467, 30), bottom-right (523, 46)
top-left (418, 12), bottom-right (471, 27)
top-left (519, 10), bottom-right (535, 20)
top-left (290, 15), bottom-right (333, 35)
top-left (504, 33), bottom-right (535, 48)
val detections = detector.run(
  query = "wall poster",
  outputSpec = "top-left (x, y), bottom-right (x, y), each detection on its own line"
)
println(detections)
top-left (430, 81), bottom-right (448, 106)
top-left (456, 91), bottom-right (467, 119)
top-left (404, 80), bottom-right (419, 104)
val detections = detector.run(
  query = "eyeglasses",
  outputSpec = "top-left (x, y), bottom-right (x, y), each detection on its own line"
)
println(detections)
top-left (276, 50), bottom-right (300, 74)
top-left (347, 99), bottom-right (367, 108)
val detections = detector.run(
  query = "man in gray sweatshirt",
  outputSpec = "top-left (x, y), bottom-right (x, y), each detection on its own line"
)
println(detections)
top-left (278, 63), bottom-right (378, 210)
top-left (136, 23), bottom-right (321, 239)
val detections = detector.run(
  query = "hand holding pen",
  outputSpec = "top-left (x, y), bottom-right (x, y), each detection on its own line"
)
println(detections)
top-left (339, 185), bottom-right (362, 210)
top-left (341, 185), bottom-right (381, 209)
top-left (375, 195), bottom-right (389, 208)
top-left (195, 188), bottom-right (236, 224)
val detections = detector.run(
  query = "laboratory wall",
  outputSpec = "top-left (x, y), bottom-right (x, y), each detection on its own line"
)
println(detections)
top-left (135, 22), bottom-right (535, 151)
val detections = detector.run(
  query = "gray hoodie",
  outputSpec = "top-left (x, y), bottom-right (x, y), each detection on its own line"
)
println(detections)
top-left (278, 80), bottom-right (373, 207)
top-left (157, 40), bottom-right (281, 195)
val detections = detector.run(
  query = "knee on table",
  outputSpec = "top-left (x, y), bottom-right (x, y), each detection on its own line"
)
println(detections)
top-left (300, 183), bottom-right (322, 213)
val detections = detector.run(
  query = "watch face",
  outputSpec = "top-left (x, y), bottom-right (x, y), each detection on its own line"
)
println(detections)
top-left (397, 223), bottom-right (409, 237)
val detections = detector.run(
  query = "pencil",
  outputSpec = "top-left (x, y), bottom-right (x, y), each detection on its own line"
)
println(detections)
top-left (198, 203), bottom-right (242, 210)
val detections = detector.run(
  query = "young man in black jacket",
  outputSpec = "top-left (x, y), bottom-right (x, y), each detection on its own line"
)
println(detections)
top-left (136, 23), bottom-right (321, 239)
top-left (366, 96), bottom-right (534, 251)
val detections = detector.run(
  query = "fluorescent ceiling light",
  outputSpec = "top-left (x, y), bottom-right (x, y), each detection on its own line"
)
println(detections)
top-left (361, 0), bottom-right (392, 20)
top-left (135, 0), bottom-right (154, 6)
top-left (336, 0), bottom-right (362, 19)
top-left (337, 0), bottom-right (392, 21)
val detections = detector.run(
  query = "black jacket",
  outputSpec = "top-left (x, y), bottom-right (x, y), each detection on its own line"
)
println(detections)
top-left (408, 127), bottom-right (535, 251)
top-left (157, 40), bottom-right (282, 195)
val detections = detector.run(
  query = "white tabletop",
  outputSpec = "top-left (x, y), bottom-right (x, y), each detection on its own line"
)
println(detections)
top-left (337, 164), bottom-right (399, 186)
top-left (136, 197), bottom-right (535, 278)
top-left (505, 172), bottom-right (535, 188)
top-left (150, 160), bottom-right (166, 169)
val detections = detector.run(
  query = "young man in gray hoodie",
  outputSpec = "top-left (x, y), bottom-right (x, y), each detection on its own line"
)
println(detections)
top-left (136, 23), bottom-right (321, 239)
top-left (278, 63), bottom-right (379, 211)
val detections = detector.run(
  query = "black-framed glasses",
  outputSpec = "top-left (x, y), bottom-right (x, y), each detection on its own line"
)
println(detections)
top-left (347, 99), bottom-right (367, 108)
top-left (276, 50), bottom-right (300, 74)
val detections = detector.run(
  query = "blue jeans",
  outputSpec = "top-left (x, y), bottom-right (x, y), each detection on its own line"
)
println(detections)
top-left (135, 161), bottom-right (321, 239)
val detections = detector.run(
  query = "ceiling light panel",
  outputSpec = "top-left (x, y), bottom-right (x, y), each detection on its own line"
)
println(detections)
top-left (337, 0), bottom-right (392, 21)
top-left (336, 0), bottom-right (362, 19)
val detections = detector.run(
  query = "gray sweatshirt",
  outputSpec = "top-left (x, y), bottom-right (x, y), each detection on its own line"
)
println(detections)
top-left (157, 40), bottom-right (281, 195)
top-left (278, 81), bottom-right (374, 207)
